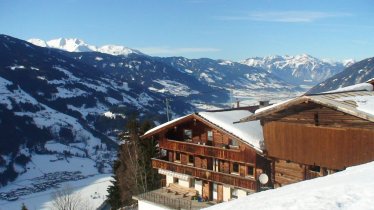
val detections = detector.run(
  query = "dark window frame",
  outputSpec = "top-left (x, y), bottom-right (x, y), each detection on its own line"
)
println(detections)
top-left (207, 130), bottom-right (213, 141)
top-left (183, 129), bottom-right (192, 141)
top-left (175, 152), bottom-right (181, 162)
top-left (232, 162), bottom-right (239, 174)
top-left (188, 155), bottom-right (194, 165)
top-left (247, 165), bottom-right (254, 177)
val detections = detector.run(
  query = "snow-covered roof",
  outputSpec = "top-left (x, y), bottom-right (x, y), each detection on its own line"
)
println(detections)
top-left (324, 82), bottom-right (373, 93)
top-left (142, 114), bottom-right (193, 137)
top-left (204, 161), bottom-right (374, 210)
top-left (240, 82), bottom-right (374, 123)
top-left (198, 110), bottom-right (263, 152)
top-left (142, 110), bottom-right (264, 152)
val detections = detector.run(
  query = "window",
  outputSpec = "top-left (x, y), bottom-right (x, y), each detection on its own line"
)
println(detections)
top-left (231, 188), bottom-right (238, 199)
top-left (173, 177), bottom-right (179, 183)
top-left (213, 159), bottom-right (219, 172)
top-left (190, 178), bottom-right (195, 188)
top-left (207, 131), bottom-right (213, 141)
top-left (213, 183), bottom-right (217, 192)
top-left (229, 139), bottom-right (239, 148)
top-left (232, 163), bottom-right (239, 174)
top-left (247, 166), bottom-right (254, 177)
top-left (310, 165), bottom-right (321, 173)
top-left (175, 152), bottom-right (181, 162)
top-left (188, 155), bottom-right (194, 165)
top-left (184, 129), bottom-right (192, 141)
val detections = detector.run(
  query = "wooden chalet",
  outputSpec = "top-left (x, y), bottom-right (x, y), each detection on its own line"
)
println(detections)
top-left (238, 82), bottom-right (374, 188)
top-left (136, 108), bottom-right (271, 208)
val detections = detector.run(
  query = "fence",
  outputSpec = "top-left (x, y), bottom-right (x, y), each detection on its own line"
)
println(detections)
top-left (136, 190), bottom-right (193, 210)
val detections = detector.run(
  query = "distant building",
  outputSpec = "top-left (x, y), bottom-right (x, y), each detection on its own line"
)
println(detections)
top-left (238, 82), bottom-right (374, 188)
top-left (133, 108), bottom-right (271, 209)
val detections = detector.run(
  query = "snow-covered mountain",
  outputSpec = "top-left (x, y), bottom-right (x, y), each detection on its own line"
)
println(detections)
top-left (0, 34), bottom-right (306, 190)
top-left (28, 38), bottom-right (144, 56)
top-left (242, 54), bottom-right (351, 86)
top-left (307, 56), bottom-right (374, 94)
top-left (1, 34), bottom-right (224, 187)
top-left (158, 57), bottom-right (300, 92)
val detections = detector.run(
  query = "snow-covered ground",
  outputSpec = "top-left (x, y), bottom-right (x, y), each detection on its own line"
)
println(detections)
top-left (0, 154), bottom-right (112, 210)
top-left (204, 161), bottom-right (374, 210)
top-left (0, 174), bottom-right (112, 210)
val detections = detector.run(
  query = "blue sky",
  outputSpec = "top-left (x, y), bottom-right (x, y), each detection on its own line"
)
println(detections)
top-left (0, 0), bottom-right (373, 61)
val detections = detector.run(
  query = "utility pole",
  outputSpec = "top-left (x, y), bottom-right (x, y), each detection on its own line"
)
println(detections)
top-left (165, 98), bottom-right (171, 121)
top-left (229, 86), bottom-right (234, 108)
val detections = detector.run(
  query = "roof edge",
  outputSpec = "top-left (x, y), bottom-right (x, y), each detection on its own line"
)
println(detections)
top-left (237, 97), bottom-right (309, 123)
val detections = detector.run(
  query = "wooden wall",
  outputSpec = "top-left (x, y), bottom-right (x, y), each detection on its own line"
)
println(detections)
top-left (202, 181), bottom-right (212, 200)
top-left (217, 184), bottom-right (223, 202)
top-left (273, 160), bottom-right (305, 187)
top-left (164, 116), bottom-right (253, 152)
top-left (264, 103), bottom-right (373, 129)
top-left (157, 114), bottom-right (272, 190)
top-left (264, 121), bottom-right (374, 170)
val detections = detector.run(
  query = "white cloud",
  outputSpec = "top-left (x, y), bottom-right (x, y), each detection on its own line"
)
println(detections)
top-left (216, 11), bottom-right (351, 23)
top-left (137, 47), bottom-right (221, 55)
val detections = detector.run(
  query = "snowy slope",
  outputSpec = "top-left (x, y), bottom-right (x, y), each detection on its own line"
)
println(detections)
top-left (1, 34), bottom-right (232, 187)
top-left (204, 161), bottom-right (374, 210)
top-left (1, 34), bottom-right (166, 186)
top-left (28, 38), bottom-right (144, 56)
top-left (308, 57), bottom-right (374, 94)
top-left (0, 154), bottom-right (112, 210)
top-left (242, 54), bottom-right (350, 86)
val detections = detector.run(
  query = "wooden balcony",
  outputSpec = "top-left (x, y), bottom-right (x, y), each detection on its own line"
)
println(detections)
top-left (159, 138), bottom-right (256, 163)
top-left (152, 158), bottom-right (258, 191)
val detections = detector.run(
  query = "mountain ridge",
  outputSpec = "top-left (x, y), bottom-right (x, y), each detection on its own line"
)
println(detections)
top-left (307, 56), bottom-right (374, 94)
top-left (241, 54), bottom-right (353, 86)
top-left (28, 38), bottom-right (144, 57)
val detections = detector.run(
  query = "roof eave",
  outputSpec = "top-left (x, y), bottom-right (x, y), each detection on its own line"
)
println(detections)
top-left (237, 97), bottom-right (309, 123)
top-left (140, 114), bottom-right (195, 139)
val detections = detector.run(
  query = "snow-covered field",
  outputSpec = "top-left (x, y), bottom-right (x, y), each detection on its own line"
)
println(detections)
top-left (0, 174), bottom-right (112, 210)
top-left (204, 161), bottom-right (374, 210)
top-left (0, 154), bottom-right (113, 210)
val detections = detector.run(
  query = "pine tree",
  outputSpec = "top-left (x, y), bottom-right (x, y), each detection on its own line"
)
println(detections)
top-left (106, 160), bottom-right (122, 209)
top-left (21, 203), bottom-right (28, 210)
top-left (107, 115), bottom-right (159, 207)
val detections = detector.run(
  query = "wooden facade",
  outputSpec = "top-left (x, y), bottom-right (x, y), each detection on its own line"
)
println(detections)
top-left (263, 102), bottom-right (374, 170)
top-left (152, 159), bottom-right (258, 191)
top-left (247, 92), bottom-right (374, 187)
top-left (142, 111), bottom-right (270, 202)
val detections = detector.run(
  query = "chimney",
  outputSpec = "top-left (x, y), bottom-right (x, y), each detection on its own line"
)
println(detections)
top-left (236, 100), bottom-right (240, 108)
top-left (259, 100), bottom-right (270, 108)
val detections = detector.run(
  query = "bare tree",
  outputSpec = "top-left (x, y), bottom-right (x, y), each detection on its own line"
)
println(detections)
top-left (50, 184), bottom-right (93, 210)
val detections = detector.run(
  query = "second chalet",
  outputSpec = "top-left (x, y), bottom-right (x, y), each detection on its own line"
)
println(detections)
top-left (238, 81), bottom-right (374, 188)
top-left (133, 108), bottom-right (271, 209)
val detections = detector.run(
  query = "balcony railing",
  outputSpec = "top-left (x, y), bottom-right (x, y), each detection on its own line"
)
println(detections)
top-left (159, 138), bottom-right (256, 163)
top-left (152, 158), bottom-right (258, 191)
top-left (134, 190), bottom-right (192, 210)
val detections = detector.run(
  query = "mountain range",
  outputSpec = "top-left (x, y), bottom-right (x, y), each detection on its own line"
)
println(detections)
top-left (28, 38), bottom-right (144, 56)
top-left (242, 54), bottom-right (353, 86)
top-left (307, 56), bottom-right (374, 94)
